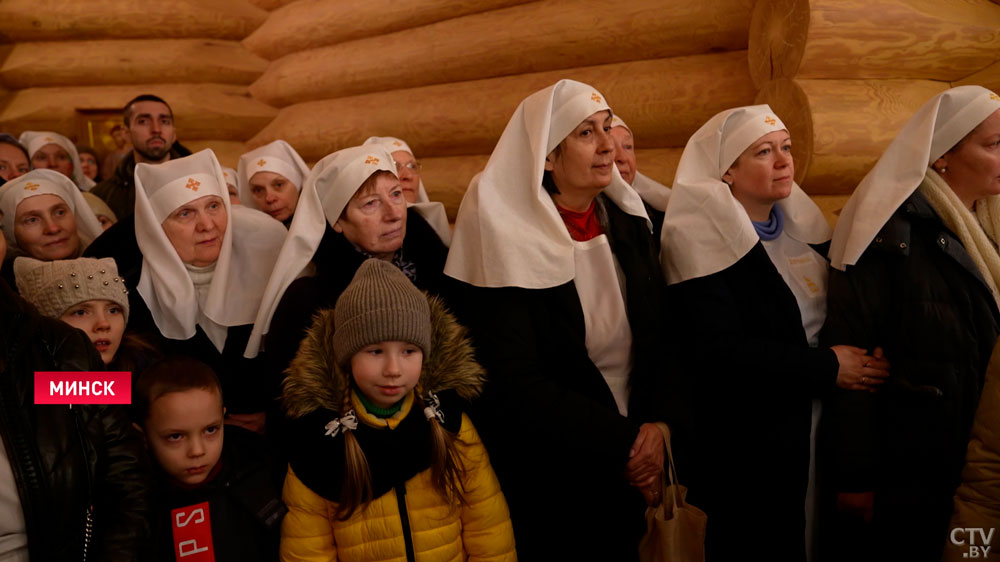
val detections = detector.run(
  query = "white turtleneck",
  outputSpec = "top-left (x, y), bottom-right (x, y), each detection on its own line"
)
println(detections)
top-left (185, 262), bottom-right (228, 351)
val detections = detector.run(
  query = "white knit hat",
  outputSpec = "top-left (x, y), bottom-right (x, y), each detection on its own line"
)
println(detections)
top-left (14, 256), bottom-right (129, 322)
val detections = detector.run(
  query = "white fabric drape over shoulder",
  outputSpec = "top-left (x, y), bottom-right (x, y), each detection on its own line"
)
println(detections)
top-left (829, 85), bottom-right (1000, 270)
top-left (134, 149), bottom-right (286, 351)
top-left (660, 105), bottom-right (831, 285)
top-left (244, 145), bottom-right (398, 358)
top-left (444, 79), bottom-right (650, 289)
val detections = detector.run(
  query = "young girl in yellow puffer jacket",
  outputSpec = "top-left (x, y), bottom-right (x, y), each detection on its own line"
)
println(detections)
top-left (279, 259), bottom-right (516, 562)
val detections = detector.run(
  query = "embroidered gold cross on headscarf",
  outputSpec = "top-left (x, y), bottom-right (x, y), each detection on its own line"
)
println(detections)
top-left (185, 178), bottom-right (200, 191)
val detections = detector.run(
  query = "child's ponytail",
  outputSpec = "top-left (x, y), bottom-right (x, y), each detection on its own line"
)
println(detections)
top-left (336, 429), bottom-right (373, 520)
top-left (335, 388), bottom-right (373, 520)
top-left (421, 393), bottom-right (469, 510)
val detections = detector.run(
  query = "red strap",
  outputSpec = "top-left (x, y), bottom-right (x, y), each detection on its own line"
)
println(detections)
top-left (171, 501), bottom-right (216, 561)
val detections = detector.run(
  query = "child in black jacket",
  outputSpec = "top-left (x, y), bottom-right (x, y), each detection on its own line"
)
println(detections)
top-left (134, 357), bottom-right (286, 562)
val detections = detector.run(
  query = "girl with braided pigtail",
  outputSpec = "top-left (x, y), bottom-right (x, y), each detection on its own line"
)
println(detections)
top-left (279, 258), bottom-right (515, 562)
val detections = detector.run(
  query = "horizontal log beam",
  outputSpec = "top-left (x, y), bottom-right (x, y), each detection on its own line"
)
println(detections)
top-left (244, 0), bottom-right (536, 60)
top-left (0, 0), bottom-right (266, 41)
top-left (0, 83), bottom-right (276, 141)
top-left (250, 0), bottom-right (753, 106)
top-left (0, 40), bottom-right (267, 89)
top-left (249, 51), bottom-right (756, 162)
top-left (750, 0), bottom-right (1000, 86)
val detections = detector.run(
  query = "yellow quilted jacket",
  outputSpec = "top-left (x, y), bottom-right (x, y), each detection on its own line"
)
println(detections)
top-left (279, 299), bottom-right (516, 562)
top-left (281, 394), bottom-right (516, 562)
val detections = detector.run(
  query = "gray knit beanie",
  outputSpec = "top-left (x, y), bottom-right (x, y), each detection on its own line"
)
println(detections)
top-left (333, 258), bottom-right (431, 367)
top-left (13, 256), bottom-right (130, 322)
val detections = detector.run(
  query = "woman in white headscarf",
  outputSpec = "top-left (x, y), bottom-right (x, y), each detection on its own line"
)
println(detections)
top-left (363, 135), bottom-right (452, 245)
top-left (221, 166), bottom-right (240, 205)
top-left (609, 115), bottom-right (671, 220)
top-left (245, 145), bottom-right (449, 391)
top-left (0, 169), bottom-right (103, 286)
top-left (822, 85), bottom-right (1000, 562)
top-left (445, 79), bottom-right (670, 560)
top-left (237, 139), bottom-right (310, 224)
top-left (18, 131), bottom-right (96, 191)
top-left (661, 105), bottom-right (890, 561)
top-left (86, 149), bottom-right (287, 429)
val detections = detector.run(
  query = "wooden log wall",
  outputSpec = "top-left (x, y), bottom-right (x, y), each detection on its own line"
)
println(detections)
top-left (0, 0), bottom-right (274, 168)
top-left (750, 0), bottom-right (1000, 223)
top-left (246, 0), bottom-right (756, 220)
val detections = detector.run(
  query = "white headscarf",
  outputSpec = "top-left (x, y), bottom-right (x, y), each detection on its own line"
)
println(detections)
top-left (610, 115), bottom-right (672, 212)
top-left (18, 131), bottom-right (96, 191)
top-left (829, 85), bottom-right (1000, 270)
top-left (444, 79), bottom-right (650, 289)
top-left (134, 149), bottom-right (287, 352)
top-left (221, 167), bottom-right (239, 190)
top-left (236, 140), bottom-right (310, 212)
top-left (0, 168), bottom-right (104, 252)
top-left (362, 135), bottom-right (451, 245)
top-left (245, 145), bottom-right (398, 358)
top-left (660, 105), bottom-right (831, 285)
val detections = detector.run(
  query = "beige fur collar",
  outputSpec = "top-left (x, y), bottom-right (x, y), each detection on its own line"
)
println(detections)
top-left (282, 296), bottom-right (485, 419)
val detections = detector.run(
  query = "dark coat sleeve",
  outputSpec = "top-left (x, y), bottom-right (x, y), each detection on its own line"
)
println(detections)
top-left (456, 283), bottom-right (639, 467)
top-left (90, 403), bottom-right (153, 562)
top-left (819, 253), bottom-right (892, 492)
top-left (669, 253), bottom-right (839, 401)
top-left (56, 325), bottom-right (152, 561)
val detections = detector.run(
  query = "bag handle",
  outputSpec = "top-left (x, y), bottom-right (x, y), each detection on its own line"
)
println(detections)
top-left (652, 422), bottom-right (686, 508)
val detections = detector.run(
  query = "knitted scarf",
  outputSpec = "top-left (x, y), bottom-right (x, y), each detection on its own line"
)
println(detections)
top-left (917, 168), bottom-right (1000, 310)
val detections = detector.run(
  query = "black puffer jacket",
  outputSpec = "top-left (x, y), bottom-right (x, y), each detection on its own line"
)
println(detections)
top-left (820, 191), bottom-right (1000, 560)
top-left (0, 280), bottom-right (151, 561)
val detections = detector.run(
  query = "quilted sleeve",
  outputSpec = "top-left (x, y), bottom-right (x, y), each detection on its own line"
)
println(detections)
top-left (456, 414), bottom-right (517, 561)
top-left (280, 467), bottom-right (339, 562)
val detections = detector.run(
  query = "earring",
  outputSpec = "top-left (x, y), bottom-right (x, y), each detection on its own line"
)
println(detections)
top-left (940, 167), bottom-right (947, 174)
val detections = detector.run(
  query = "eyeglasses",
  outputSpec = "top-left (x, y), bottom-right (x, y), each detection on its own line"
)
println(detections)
top-left (395, 161), bottom-right (422, 172)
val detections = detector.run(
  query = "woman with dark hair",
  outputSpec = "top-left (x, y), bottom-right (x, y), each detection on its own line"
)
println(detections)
top-left (77, 145), bottom-right (102, 183)
top-left (0, 134), bottom-right (30, 181)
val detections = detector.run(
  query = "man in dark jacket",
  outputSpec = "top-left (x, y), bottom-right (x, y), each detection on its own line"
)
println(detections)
top-left (90, 94), bottom-right (190, 219)
top-left (0, 232), bottom-right (152, 561)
